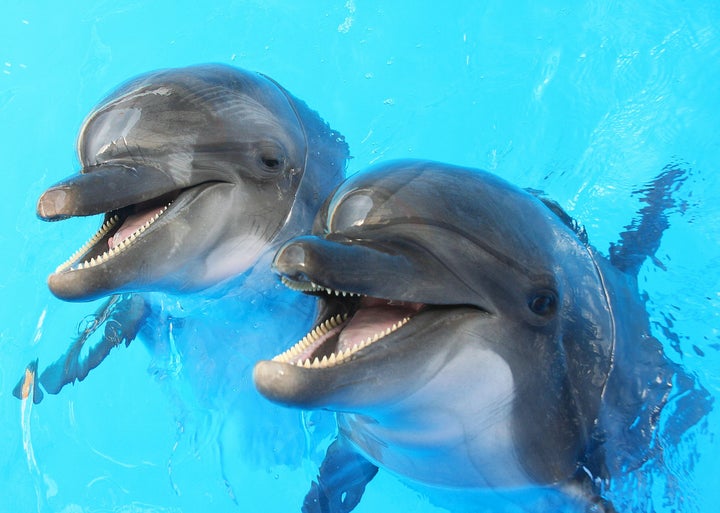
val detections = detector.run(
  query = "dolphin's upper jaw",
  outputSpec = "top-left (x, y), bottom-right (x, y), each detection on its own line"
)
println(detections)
top-left (270, 276), bottom-right (427, 369)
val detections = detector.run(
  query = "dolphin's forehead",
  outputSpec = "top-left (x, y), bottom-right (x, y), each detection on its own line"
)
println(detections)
top-left (78, 65), bottom-right (305, 166)
top-left (325, 162), bottom-right (532, 229)
top-left (319, 161), bottom-right (570, 267)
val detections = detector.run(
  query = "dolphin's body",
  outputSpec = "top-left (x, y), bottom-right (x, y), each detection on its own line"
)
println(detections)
top-left (18, 65), bottom-right (348, 471)
top-left (254, 160), bottom-right (711, 511)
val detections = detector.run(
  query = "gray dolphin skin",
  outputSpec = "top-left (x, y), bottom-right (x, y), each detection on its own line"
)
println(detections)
top-left (38, 63), bottom-right (346, 301)
top-left (254, 160), bottom-right (711, 512)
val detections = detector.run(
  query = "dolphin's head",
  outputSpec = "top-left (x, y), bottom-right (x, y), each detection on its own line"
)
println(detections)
top-left (254, 160), bottom-right (615, 485)
top-left (40, 64), bottom-right (347, 301)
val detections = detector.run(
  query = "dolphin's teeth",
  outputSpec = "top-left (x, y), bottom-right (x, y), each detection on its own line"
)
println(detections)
top-left (280, 276), bottom-right (318, 292)
top-left (55, 203), bottom-right (172, 274)
top-left (272, 311), bottom-right (411, 369)
top-left (280, 277), bottom-right (363, 299)
top-left (56, 213), bottom-right (121, 272)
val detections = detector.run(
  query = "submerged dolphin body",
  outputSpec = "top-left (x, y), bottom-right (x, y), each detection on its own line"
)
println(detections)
top-left (254, 160), bottom-right (711, 511)
top-left (16, 65), bottom-right (348, 476)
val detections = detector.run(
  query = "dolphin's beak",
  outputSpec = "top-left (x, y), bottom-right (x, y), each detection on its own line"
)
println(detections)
top-left (37, 164), bottom-right (178, 220)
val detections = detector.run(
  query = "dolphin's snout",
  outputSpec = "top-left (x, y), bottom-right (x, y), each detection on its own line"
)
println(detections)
top-left (37, 187), bottom-right (72, 221)
top-left (273, 237), bottom-right (315, 278)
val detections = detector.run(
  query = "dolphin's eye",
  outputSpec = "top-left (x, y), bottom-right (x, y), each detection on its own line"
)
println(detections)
top-left (528, 291), bottom-right (557, 317)
top-left (261, 155), bottom-right (282, 169)
top-left (256, 141), bottom-right (288, 175)
top-left (259, 153), bottom-right (286, 172)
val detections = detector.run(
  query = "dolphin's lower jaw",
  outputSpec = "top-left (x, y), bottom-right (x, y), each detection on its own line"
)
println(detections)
top-left (253, 275), bottom-right (484, 408)
top-left (45, 181), bottom-right (226, 301)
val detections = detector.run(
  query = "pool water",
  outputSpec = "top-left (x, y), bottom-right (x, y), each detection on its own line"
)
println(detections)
top-left (2, 1), bottom-right (719, 512)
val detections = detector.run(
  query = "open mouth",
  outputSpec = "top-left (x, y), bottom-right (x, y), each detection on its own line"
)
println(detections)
top-left (52, 190), bottom-right (182, 275)
top-left (271, 276), bottom-right (426, 369)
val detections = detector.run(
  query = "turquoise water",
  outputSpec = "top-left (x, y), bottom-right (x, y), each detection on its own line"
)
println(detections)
top-left (2, 1), bottom-right (719, 512)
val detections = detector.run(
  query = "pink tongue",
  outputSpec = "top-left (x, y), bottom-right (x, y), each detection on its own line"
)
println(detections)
top-left (337, 302), bottom-right (421, 353)
top-left (108, 206), bottom-right (165, 250)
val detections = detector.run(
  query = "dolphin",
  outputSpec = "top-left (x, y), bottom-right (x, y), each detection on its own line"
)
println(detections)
top-left (14, 65), bottom-right (349, 484)
top-left (15, 63), bottom-right (348, 397)
top-left (254, 160), bottom-right (711, 512)
top-left (37, 63), bottom-right (347, 301)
